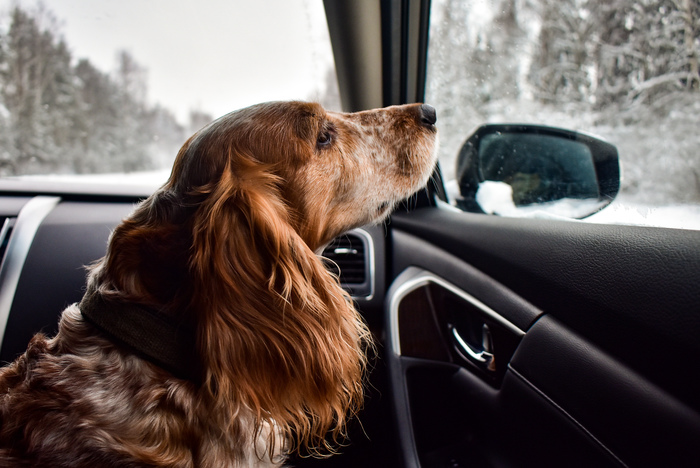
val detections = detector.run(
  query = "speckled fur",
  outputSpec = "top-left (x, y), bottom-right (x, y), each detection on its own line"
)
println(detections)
top-left (0, 101), bottom-right (438, 467)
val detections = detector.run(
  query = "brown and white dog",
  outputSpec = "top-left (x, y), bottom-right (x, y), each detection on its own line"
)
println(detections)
top-left (0, 101), bottom-right (438, 467)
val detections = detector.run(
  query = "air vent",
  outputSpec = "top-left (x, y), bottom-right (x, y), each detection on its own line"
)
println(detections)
top-left (322, 229), bottom-right (374, 299)
top-left (0, 218), bottom-right (15, 268)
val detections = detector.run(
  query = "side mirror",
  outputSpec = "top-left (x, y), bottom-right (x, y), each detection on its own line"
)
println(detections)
top-left (455, 124), bottom-right (620, 219)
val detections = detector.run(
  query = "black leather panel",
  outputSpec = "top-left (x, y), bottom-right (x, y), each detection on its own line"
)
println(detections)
top-left (394, 357), bottom-right (625, 468)
top-left (510, 315), bottom-right (700, 467)
top-left (496, 368), bottom-right (624, 468)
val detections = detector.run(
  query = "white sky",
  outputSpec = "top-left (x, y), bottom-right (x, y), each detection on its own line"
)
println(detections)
top-left (1, 0), bottom-right (334, 122)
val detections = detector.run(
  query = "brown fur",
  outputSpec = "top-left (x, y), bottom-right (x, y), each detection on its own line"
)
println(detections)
top-left (0, 101), bottom-right (438, 467)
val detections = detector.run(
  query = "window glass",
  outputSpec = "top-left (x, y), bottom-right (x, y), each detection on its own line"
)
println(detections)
top-left (0, 0), bottom-right (339, 182)
top-left (426, 0), bottom-right (700, 229)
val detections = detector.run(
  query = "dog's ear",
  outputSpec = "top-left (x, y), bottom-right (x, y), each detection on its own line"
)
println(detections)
top-left (98, 188), bottom-right (192, 305)
top-left (94, 131), bottom-right (211, 304)
top-left (188, 155), bottom-right (370, 456)
top-left (97, 130), bottom-right (224, 304)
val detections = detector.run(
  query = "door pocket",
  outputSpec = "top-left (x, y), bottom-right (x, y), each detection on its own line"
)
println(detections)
top-left (390, 268), bottom-right (524, 386)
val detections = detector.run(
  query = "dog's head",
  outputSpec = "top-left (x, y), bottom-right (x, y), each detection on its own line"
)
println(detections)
top-left (95, 101), bottom-right (437, 457)
top-left (168, 101), bottom-right (438, 248)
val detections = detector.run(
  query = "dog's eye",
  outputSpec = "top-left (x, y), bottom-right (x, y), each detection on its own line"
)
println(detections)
top-left (317, 129), bottom-right (333, 149)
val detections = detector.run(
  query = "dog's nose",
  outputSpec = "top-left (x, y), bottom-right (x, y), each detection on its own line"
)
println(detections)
top-left (419, 104), bottom-right (437, 126)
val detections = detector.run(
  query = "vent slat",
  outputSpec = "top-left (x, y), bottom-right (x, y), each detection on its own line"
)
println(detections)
top-left (0, 217), bottom-right (15, 268)
top-left (322, 233), bottom-right (367, 285)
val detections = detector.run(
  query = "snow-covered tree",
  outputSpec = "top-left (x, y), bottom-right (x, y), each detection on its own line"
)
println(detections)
top-left (0, 4), bottom-right (186, 176)
top-left (529, 0), bottom-right (597, 104)
top-left (0, 6), bottom-right (67, 174)
top-left (625, 0), bottom-right (700, 105)
top-left (530, 0), bottom-right (700, 110)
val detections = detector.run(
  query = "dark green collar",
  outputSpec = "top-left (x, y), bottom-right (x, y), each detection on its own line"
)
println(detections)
top-left (79, 286), bottom-right (200, 382)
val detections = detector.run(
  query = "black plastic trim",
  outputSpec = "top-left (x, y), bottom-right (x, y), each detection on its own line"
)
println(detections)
top-left (510, 315), bottom-right (700, 468)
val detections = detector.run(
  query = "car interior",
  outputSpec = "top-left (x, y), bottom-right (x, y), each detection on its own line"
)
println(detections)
top-left (1, 1), bottom-right (699, 467)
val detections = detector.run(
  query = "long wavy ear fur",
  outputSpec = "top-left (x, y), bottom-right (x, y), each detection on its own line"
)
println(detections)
top-left (93, 189), bottom-right (192, 308)
top-left (188, 154), bottom-right (371, 456)
top-left (93, 136), bottom-right (203, 307)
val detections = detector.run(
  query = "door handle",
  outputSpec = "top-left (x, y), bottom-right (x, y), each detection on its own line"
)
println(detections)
top-left (452, 323), bottom-right (496, 372)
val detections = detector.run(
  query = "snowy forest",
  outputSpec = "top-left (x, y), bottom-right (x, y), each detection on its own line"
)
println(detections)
top-left (0, 5), bottom-right (209, 177)
top-left (428, 0), bottom-right (700, 206)
top-left (0, 1), bottom-right (699, 208)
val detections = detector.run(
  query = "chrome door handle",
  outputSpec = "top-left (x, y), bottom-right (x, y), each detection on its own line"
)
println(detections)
top-left (452, 323), bottom-right (496, 372)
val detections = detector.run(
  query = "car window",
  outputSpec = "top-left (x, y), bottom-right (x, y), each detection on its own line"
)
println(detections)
top-left (426, 0), bottom-right (700, 230)
top-left (0, 0), bottom-right (339, 184)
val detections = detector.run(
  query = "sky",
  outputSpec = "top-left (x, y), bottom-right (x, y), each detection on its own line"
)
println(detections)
top-left (0, 0), bottom-right (335, 122)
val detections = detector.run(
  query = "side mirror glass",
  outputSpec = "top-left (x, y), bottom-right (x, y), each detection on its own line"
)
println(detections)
top-left (454, 124), bottom-right (620, 219)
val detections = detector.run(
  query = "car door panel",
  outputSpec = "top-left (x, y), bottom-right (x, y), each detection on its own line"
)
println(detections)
top-left (386, 277), bottom-right (624, 467)
top-left (386, 207), bottom-right (700, 467)
top-left (509, 315), bottom-right (700, 467)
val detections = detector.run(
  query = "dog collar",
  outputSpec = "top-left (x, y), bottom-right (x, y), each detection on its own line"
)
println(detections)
top-left (79, 286), bottom-right (200, 382)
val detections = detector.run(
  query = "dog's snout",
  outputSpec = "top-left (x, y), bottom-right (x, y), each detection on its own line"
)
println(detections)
top-left (419, 104), bottom-right (437, 126)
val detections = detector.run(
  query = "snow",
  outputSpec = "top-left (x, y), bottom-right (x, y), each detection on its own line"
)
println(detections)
top-left (586, 201), bottom-right (700, 231)
top-left (475, 181), bottom-right (609, 220)
top-left (447, 179), bottom-right (700, 230)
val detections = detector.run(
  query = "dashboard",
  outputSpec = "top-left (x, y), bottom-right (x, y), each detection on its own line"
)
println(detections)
top-left (0, 190), bottom-right (388, 365)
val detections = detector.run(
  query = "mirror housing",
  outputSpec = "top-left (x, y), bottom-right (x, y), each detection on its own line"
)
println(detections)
top-left (455, 124), bottom-right (620, 218)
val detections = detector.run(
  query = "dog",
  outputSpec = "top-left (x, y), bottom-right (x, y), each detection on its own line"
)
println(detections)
top-left (0, 101), bottom-right (438, 467)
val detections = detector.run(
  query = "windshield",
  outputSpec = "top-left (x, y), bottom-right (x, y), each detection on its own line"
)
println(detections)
top-left (426, 0), bottom-right (700, 230)
top-left (0, 0), bottom-right (338, 184)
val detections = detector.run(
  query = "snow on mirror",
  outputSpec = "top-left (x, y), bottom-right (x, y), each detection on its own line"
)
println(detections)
top-left (475, 181), bottom-right (610, 219)
top-left (454, 124), bottom-right (620, 219)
